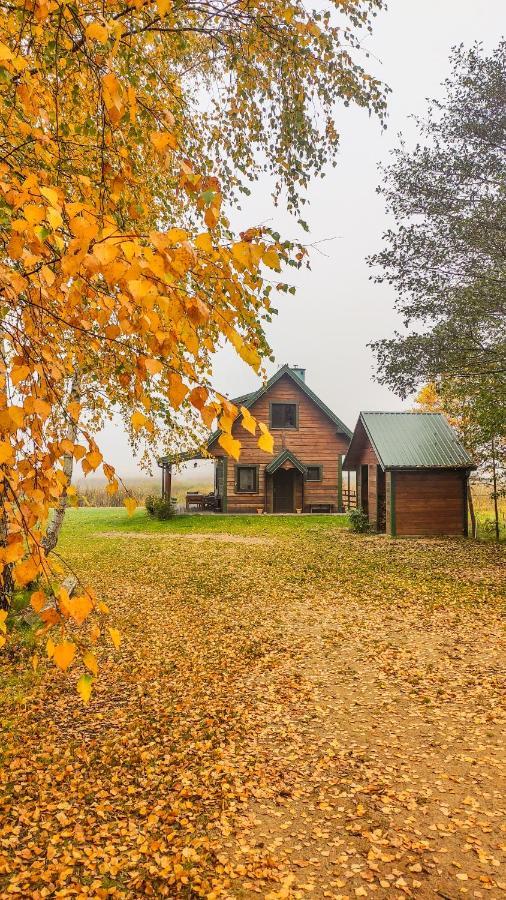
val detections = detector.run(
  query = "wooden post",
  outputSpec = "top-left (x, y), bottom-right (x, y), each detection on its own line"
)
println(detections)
top-left (467, 477), bottom-right (476, 539)
top-left (347, 470), bottom-right (351, 510)
top-left (337, 454), bottom-right (343, 512)
top-left (162, 464), bottom-right (172, 500)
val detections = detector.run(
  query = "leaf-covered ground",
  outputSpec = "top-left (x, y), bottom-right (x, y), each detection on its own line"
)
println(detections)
top-left (1, 509), bottom-right (505, 898)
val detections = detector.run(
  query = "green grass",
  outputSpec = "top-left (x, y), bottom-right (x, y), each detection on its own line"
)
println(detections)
top-left (61, 506), bottom-right (352, 537)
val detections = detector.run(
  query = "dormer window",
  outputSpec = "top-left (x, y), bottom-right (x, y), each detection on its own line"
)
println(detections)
top-left (270, 403), bottom-right (298, 429)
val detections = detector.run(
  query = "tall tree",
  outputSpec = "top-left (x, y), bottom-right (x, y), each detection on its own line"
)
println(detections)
top-left (369, 42), bottom-right (506, 422)
top-left (0, 0), bottom-right (386, 684)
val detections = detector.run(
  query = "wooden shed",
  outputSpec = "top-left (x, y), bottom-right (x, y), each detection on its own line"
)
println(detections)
top-left (342, 413), bottom-right (475, 536)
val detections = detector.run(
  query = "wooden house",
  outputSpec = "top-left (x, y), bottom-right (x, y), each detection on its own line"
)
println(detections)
top-left (160, 365), bottom-right (352, 513)
top-left (343, 412), bottom-right (475, 536)
top-left (210, 365), bottom-right (352, 513)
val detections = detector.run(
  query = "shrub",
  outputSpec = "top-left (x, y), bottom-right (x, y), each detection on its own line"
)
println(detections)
top-left (145, 495), bottom-right (177, 519)
top-left (349, 507), bottom-right (371, 533)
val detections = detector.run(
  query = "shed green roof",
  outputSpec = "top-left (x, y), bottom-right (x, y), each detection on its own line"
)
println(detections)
top-left (344, 412), bottom-right (474, 470)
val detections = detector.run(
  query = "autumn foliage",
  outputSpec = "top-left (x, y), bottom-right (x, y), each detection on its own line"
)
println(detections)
top-left (0, 0), bottom-right (385, 689)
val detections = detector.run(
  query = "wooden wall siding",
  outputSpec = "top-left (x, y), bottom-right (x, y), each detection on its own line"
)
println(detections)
top-left (210, 373), bottom-right (349, 511)
top-left (367, 463), bottom-right (378, 527)
top-left (385, 471), bottom-right (392, 534)
top-left (394, 470), bottom-right (467, 536)
top-left (346, 419), bottom-right (380, 467)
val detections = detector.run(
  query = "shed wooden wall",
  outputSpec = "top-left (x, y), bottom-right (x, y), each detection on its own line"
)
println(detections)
top-left (393, 470), bottom-right (467, 536)
top-left (345, 420), bottom-right (380, 526)
top-left (210, 373), bottom-right (350, 512)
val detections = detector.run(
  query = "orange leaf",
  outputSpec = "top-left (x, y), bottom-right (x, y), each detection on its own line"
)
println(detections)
top-left (108, 627), bottom-right (121, 650)
top-left (124, 497), bottom-right (137, 516)
top-left (53, 641), bottom-right (76, 672)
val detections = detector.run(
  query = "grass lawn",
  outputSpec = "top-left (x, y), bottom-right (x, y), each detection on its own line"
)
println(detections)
top-left (0, 509), bottom-right (505, 898)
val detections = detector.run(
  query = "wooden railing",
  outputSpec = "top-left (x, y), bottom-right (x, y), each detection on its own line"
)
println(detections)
top-left (342, 489), bottom-right (357, 510)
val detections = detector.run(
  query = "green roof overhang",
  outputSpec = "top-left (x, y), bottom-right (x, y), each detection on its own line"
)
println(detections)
top-left (265, 449), bottom-right (307, 476)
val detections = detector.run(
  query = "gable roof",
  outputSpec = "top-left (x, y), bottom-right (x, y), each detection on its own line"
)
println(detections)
top-left (343, 412), bottom-right (474, 471)
top-left (265, 449), bottom-right (307, 476)
top-left (208, 364), bottom-right (351, 448)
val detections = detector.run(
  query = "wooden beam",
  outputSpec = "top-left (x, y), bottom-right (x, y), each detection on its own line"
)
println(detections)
top-left (337, 454), bottom-right (343, 512)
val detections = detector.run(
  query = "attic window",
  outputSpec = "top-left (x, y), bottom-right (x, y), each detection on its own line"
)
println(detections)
top-left (271, 403), bottom-right (297, 429)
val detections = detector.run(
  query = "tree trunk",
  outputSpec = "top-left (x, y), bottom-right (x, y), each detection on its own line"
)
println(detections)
top-left (0, 494), bottom-right (13, 610)
top-left (491, 435), bottom-right (500, 542)
top-left (41, 373), bottom-right (80, 555)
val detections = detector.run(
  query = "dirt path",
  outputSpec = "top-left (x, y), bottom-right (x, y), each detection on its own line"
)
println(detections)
top-left (227, 591), bottom-right (506, 898)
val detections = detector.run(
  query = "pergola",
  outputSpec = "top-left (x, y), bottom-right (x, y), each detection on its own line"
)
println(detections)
top-left (157, 449), bottom-right (207, 500)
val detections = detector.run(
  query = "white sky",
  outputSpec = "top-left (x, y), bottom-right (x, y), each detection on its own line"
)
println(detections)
top-left (97, 0), bottom-right (505, 480)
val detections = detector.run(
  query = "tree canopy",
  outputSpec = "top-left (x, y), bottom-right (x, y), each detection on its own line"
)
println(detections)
top-left (0, 0), bottom-right (386, 686)
top-left (369, 41), bottom-right (505, 417)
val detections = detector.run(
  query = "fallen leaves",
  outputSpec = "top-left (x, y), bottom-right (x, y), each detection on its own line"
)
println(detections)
top-left (0, 510), bottom-right (504, 897)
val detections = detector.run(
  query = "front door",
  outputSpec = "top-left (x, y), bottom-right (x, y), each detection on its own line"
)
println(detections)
top-left (273, 469), bottom-right (295, 513)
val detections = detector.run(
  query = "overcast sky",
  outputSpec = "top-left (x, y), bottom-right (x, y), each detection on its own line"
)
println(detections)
top-left (95, 0), bottom-right (504, 480)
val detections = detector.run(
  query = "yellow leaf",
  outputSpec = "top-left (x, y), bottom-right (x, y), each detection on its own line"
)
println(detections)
top-left (83, 651), bottom-right (98, 676)
top-left (143, 358), bottom-right (163, 375)
top-left (4, 541), bottom-right (24, 564)
top-left (262, 247), bottom-right (281, 271)
top-left (124, 497), bottom-right (137, 516)
top-left (13, 557), bottom-right (39, 587)
top-left (30, 590), bottom-right (46, 613)
top-left (257, 423), bottom-right (274, 454)
top-left (0, 441), bottom-right (14, 465)
top-left (23, 204), bottom-right (45, 226)
top-left (0, 42), bottom-right (13, 62)
top-left (165, 227), bottom-right (188, 244)
top-left (195, 232), bottom-right (213, 253)
top-left (131, 410), bottom-right (148, 431)
top-left (93, 241), bottom-right (119, 266)
top-left (40, 186), bottom-right (60, 208)
top-left (108, 627), bottom-right (121, 650)
top-left (31, 653), bottom-right (39, 672)
top-left (168, 373), bottom-right (188, 409)
top-left (150, 132), bottom-right (177, 152)
top-left (231, 241), bottom-right (252, 269)
top-left (77, 674), bottom-right (93, 703)
top-left (69, 595), bottom-right (93, 625)
top-left (240, 406), bottom-right (257, 436)
top-left (86, 450), bottom-right (103, 471)
top-left (67, 401), bottom-right (81, 421)
top-left (218, 432), bottom-right (241, 460)
top-left (156, 0), bottom-right (172, 15)
top-left (0, 609), bottom-right (7, 632)
top-left (11, 364), bottom-right (30, 386)
top-left (85, 21), bottom-right (109, 43)
top-left (46, 636), bottom-right (55, 659)
top-left (53, 641), bottom-right (76, 672)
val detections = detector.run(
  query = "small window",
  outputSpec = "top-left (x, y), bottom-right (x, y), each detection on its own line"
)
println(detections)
top-left (306, 466), bottom-right (322, 482)
top-left (236, 465), bottom-right (257, 493)
top-left (271, 403), bottom-right (297, 429)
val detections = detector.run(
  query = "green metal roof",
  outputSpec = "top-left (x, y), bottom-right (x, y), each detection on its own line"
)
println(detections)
top-left (265, 449), bottom-right (307, 476)
top-left (352, 412), bottom-right (474, 470)
top-left (208, 364), bottom-right (351, 448)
